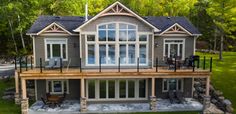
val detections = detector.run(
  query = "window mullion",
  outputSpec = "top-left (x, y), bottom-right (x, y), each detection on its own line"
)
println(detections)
top-left (50, 44), bottom-right (53, 59)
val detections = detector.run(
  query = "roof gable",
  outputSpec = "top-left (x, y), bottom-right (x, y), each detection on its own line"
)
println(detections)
top-left (160, 23), bottom-right (192, 35)
top-left (36, 22), bottom-right (72, 35)
top-left (74, 1), bottom-right (160, 32)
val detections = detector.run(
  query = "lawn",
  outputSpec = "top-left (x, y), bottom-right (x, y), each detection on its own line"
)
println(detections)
top-left (0, 52), bottom-right (235, 114)
top-left (196, 52), bottom-right (236, 113)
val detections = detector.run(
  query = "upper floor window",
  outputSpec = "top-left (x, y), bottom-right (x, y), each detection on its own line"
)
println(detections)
top-left (98, 23), bottom-right (116, 41)
top-left (45, 39), bottom-right (67, 61)
top-left (164, 39), bottom-right (185, 60)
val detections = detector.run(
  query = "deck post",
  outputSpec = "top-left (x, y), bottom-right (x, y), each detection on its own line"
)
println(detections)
top-left (14, 56), bottom-right (17, 70)
top-left (203, 56), bottom-right (206, 70)
top-left (21, 78), bottom-right (29, 114)
top-left (203, 77), bottom-right (211, 110)
top-left (156, 58), bottom-right (158, 72)
top-left (99, 57), bottom-right (101, 72)
top-left (192, 59), bottom-right (195, 72)
top-left (40, 58), bottom-right (42, 73)
top-left (30, 56), bottom-right (33, 69)
top-left (79, 58), bottom-right (82, 72)
top-left (60, 58), bottom-right (62, 73)
top-left (150, 77), bottom-right (157, 111)
top-left (174, 57), bottom-right (177, 72)
top-left (14, 71), bottom-right (20, 104)
top-left (137, 57), bottom-right (139, 72)
top-left (118, 57), bottom-right (120, 72)
top-left (210, 57), bottom-right (213, 72)
top-left (25, 56), bottom-right (28, 71)
top-left (80, 78), bottom-right (87, 112)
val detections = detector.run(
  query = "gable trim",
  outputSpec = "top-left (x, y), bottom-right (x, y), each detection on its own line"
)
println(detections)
top-left (159, 23), bottom-right (192, 36)
top-left (36, 22), bottom-right (73, 35)
top-left (73, 1), bottom-right (160, 32)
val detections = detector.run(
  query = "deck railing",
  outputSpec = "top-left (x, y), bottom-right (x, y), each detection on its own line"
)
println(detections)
top-left (15, 56), bottom-right (213, 74)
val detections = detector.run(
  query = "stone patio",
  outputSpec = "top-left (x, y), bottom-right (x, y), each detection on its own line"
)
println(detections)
top-left (29, 98), bottom-right (203, 114)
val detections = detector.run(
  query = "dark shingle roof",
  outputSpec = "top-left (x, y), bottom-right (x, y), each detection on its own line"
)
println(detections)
top-left (144, 16), bottom-right (201, 34)
top-left (27, 15), bottom-right (201, 35)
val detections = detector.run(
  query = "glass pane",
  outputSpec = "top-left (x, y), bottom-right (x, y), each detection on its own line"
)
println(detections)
top-left (165, 44), bottom-right (168, 57)
top-left (87, 35), bottom-right (95, 41)
top-left (99, 45), bottom-right (106, 64)
top-left (99, 25), bottom-right (106, 29)
top-left (128, 25), bottom-right (136, 29)
top-left (169, 79), bottom-right (177, 91)
top-left (139, 79), bottom-right (146, 98)
top-left (88, 45), bottom-right (95, 64)
top-left (119, 80), bottom-right (126, 98)
top-left (62, 44), bottom-right (66, 59)
top-left (120, 45), bottom-right (126, 64)
top-left (170, 44), bottom-right (178, 58)
top-left (139, 44), bottom-right (146, 64)
top-left (108, 80), bottom-right (115, 98)
top-left (119, 30), bottom-right (127, 41)
top-left (47, 44), bottom-right (51, 59)
top-left (128, 44), bottom-right (135, 64)
top-left (139, 35), bottom-right (147, 41)
top-left (128, 31), bottom-right (136, 41)
top-left (108, 30), bottom-right (116, 41)
top-left (108, 45), bottom-right (115, 64)
top-left (52, 44), bottom-right (61, 57)
top-left (99, 80), bottom-right (106, 98)
top-left (128, 80), bottom-right (135, 98)
top-left (88, 80), bottom-right (95, 98)
top-left (53, 81), bottom-right (62, 92)
top-left (99, 30), bottom-right (106, 41)
top-left (108, 23), bottom-right (115, 29)
top-left (119, 24), bottom-right (127, 29)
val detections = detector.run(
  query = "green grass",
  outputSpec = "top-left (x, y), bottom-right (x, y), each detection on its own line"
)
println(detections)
top-left (196, 52), bottom-right (236, 113)
top-left (0, 78), bottom-right (20, 114)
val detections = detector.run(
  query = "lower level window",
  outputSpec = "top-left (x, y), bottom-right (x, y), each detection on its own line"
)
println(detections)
top-left (46, 80), bottom-right (69, 94)
top-left (162, 79), bottom-right (183, 92)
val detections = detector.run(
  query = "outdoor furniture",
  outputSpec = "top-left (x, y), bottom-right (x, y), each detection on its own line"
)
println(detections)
top-left (176, 91), bottom-right (185, 104)
top-left (59, 92), bottom-right (67, 104)
top-left (45, 58), bottom-right (56, 69)
top-left (167, 58), bottom-right (175, 70)
top-left (168, 90), bottom-right (175, 104)
top-left (48, 95), bottom-right (61, 107)
top-left (41, 97), bottom-right (51, 108)
top-left (54, 57), bottom-right (62, 69)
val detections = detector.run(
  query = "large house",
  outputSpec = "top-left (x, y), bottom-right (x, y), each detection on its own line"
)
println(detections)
top-left (15, 1), bottom-right (211, 114)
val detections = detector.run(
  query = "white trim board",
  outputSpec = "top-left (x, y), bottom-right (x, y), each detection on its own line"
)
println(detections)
top-left (36, 22), bottom-right (73, 35)
top-left (73, 1), bottom-right (160, 32)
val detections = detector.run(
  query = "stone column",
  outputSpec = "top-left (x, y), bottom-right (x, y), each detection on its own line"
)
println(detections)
top-left (80, 78), bottom-right (87, 112)
top-left (21, 98), bottom-right (29, 114)
top-left (203, 95), bottom-right (211, 109)
top-left (15, 71), bottom-right (21, 104)
top-left (150, 77), bottom-right (157, 111)
top-left (21, 78), bottom-right (28, 114)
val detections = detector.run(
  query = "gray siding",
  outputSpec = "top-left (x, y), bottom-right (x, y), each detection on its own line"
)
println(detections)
top-left (155, 78), bottom-right (193, 98)
top-left (34, 35), bottom-right (80, 67)
top-left (36, 79), bottom-right (80, 100)
top-left (154, 36), bottom-right (195, 66)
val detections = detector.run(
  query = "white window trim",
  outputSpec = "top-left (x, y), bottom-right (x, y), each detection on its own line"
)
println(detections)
top-left (46, 80), bottom-right (69, 94)
top-left (44, 38), bottom-right (68, 61)
top-left (163, 38), bottom-right (185, 60)
top-left (162, 78), bottom-right (184, 92)
top-left (85, 22), bottom-right (149, 66)
top-left (86, 79), bottom-right (148, 101)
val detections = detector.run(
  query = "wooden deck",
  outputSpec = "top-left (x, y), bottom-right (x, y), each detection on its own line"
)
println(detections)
top-left (18, 67), bottom-right (211, 79)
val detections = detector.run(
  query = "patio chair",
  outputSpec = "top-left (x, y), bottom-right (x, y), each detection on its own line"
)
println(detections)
top-left (45, 58), bottom-right (56, 69)
top-left (168, 90), bottom-right (175, 104)
top-left (54, 57), bottom-right (62, 69)
top-left (176, 91), bottom-right (185, 104)
top-left (41, 97), bottom-right (51, 108)
top-left (59, 92), bottom-right (67, 104)
top-left (46, 93), bottom-right (51, 101)
top-left (167, 58), bottom-right (175, 70)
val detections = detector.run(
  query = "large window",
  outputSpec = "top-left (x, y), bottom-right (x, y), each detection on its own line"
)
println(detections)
top-left (164, 39), bottom-right (185, 60)
top-left (45, 39), bottom-right (67, 61)
top-left (86, 23), bottom-right (149, 66)
top-left (162, 79), bottom-right (184, 92)
top-left (86, 79), bottom-right (147, 100)
top-left (46, 80), bottom-right (69, 94)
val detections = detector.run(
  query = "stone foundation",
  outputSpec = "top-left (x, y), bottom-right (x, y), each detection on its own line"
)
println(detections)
top-left (150, 96), bottom-right (157, 111)
top-left (21, 98), bottom-right (28, 114)
top-left (80, 97), bottom-right (87, 112)
top-left (15, 93), bottom-right (21, 105)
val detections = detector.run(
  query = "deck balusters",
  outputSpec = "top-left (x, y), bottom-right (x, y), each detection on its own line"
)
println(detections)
top-left (79, 58), bottom-right (82, 72)
top-left (192, 59), bottom-right (195, 72)
top-left (210, 57), bottom-right (213, 72)
top-left (14, 56), bottom-right (17, 70)
top-left (118, 57), bottom-right (120, 72)
top-left (25, 56), bottom-right (28, 71)
top-left (40, 58), bottom-right (42, 73)
top-left (31, 56), bottom-right (33, 69)
top-left (156, 58), bottom-right (158, 72)
top-left (203, 56), bottom-right (206, 70)
top-left (137, 57), bottom-right (139, 72)
top-left (19, 57), bottom-right (22, 73)
top-left (60, 58), bottom-right (62, 73)
top-left (174, 57), bottom-right (177, 72)
top-left (99, 57), bottom-right (101, 72)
